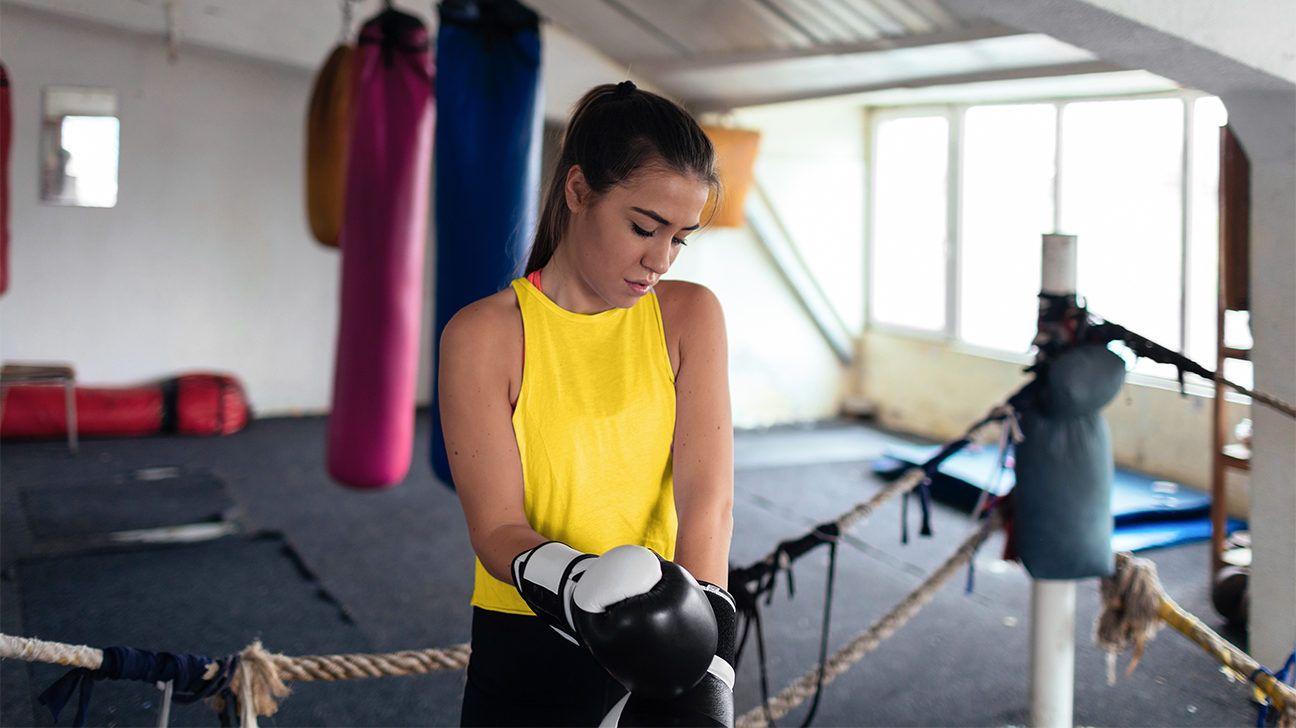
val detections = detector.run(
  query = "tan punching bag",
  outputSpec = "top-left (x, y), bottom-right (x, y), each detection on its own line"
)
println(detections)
top-left (701, 126), bottom-right (760, 228)
top-left (305, 44), bottom-right (356, 248)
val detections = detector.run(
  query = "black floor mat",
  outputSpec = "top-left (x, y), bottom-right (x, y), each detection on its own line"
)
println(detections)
top-left (20, 471), bottom-right (235, 540)
top-left (16, 533), bottom-right (459, 727)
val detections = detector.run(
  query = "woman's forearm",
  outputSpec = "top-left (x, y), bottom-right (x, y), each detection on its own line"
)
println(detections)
top-left (673, 498), bottom-right (734, 588)
top-left (473, 522), bottom-right (548, 584)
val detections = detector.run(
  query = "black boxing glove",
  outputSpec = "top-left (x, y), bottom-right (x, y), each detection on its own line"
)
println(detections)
top-left (512, 543), bottom-right (719, 700)
top-left (599, 581), bottom-right (736, 727)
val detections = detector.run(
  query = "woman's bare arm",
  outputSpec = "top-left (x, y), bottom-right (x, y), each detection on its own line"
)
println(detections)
top-left (662, 282), bottom-right (735, 587)
top-left (439, 295), bottom-right (545, 583)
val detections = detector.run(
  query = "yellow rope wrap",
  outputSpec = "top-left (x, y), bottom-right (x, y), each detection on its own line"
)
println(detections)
top-left (1101, 552), bottom-right (1296, 725)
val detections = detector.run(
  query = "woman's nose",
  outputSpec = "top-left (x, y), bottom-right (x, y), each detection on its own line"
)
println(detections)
top-left (643, 240), bottom-right (671, 275)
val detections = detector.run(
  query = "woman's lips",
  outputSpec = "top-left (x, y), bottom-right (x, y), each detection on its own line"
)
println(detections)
top-left (625, 279), bottom-right (652, 295)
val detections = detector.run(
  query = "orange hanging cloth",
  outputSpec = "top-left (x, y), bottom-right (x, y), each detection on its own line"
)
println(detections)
top-left (305, 45), bottom-right (356, 248)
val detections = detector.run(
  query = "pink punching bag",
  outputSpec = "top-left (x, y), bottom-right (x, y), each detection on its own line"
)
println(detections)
top-left (327, 7), bottom-right (435, 488)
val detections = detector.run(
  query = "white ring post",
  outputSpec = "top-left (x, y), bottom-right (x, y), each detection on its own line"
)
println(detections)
top-left (1030, 233), bottom-right (1079, 728)
top-left (1030, 580), bottom-right (1076, 727)
top-left (1040, 233), bottom-right (1077, 296)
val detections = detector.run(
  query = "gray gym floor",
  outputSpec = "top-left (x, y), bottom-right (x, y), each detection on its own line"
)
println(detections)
top-left (0, 412), bottom-right (1259, 726)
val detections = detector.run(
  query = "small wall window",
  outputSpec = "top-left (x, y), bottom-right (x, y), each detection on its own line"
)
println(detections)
top-left (41, 86), bottom-right (119, 208)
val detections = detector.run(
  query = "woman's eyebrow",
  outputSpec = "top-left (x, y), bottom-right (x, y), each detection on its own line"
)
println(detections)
top-left (630, 206), bottom-right (701, 231)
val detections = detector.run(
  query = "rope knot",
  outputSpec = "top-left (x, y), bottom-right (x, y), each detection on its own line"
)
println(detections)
top-left (1095, 553), bottom-right (1165, 684)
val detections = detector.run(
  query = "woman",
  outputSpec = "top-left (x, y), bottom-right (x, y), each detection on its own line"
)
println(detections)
top-left (439, 81), bottom-right (735, 726)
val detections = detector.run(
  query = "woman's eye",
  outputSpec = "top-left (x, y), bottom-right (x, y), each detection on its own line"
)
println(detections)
top-left (631, 223), bottom-right (654, 237)
top-left (672, 237), bottom-right (689, 247)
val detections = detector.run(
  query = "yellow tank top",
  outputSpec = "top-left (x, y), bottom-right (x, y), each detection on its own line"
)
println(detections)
top-left (470, 277), bottom-right (679, 614)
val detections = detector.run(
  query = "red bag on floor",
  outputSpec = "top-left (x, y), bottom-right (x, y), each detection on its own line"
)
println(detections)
top-left (1, 373), bottom-right (250, 439)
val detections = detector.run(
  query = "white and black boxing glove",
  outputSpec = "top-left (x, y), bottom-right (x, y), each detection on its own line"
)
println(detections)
top-left (512, 542), bottom-right (719, 699)
top-left (511, 541), bottom-right (595, 645)
top-left (599, 582), bottom-right (737, 727)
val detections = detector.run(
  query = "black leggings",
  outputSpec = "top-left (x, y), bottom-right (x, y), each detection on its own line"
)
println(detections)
top-left (460, 607), bottom-right (626, 726)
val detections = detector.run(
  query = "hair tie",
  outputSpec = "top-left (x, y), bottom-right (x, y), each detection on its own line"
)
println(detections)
top-left (614, 80), bottom-right (637, 97)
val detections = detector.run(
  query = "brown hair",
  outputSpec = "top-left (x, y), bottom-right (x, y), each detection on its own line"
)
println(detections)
top-left (524, 81), bottom-right (719, 274)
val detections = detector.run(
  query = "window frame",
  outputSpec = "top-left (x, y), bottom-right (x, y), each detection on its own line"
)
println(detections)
top-left (865, 88), bottom-right (1220, 387)
top-left (864, 104), bottom-right (959, 339)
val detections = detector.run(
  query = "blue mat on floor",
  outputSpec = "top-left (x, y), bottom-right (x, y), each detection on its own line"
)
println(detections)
top-left (1112, 517), bottom-right (1245, 553)
top-left (872, 443), bottom-right (1242, 551)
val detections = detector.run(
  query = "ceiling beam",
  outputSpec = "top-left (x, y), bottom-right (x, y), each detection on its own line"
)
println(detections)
top-left (636, 22), bottom-right (1024, 74)
top-left (687, 59), bottom-right (1128, 112)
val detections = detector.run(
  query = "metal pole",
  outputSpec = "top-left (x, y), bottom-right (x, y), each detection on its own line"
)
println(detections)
top-left (1030, 233), bottom-right (1078, 728)
top-left (156, 680), bottom-right (174, 728)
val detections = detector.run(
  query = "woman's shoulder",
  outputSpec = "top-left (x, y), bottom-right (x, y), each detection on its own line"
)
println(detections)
top-left (440, 286), bottom-right (523, 356)
top-left (654, 280), bottom-right (723, 323)
top-left (653, 280), bottom-right (725, 350)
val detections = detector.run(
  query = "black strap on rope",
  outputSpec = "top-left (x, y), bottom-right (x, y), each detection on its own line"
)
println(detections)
top-left (726, 386), bottom-right (1032, 725)
top-left (1083, 320), bottom-right (1214, 394)
top-left (799, 532), bottom-right (839, 727)
top-left (38, 646), bottom-right (240, 727)
top-left (731, 523), bottom-right (841, 726)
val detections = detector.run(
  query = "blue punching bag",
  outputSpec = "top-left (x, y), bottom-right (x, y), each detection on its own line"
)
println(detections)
top-left (430, 0), bottom-right (542, 487)
top-left (1014, 344), bottom-right (1127, 579)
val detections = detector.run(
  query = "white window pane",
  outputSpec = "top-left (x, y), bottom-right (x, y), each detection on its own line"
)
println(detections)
top-left (1060, 98), bottom-right (1184, 377)
top-left (57, 116), bottom-right (120, 208)
top-left (1185, 96), bottom-right (1226, 371)
top-left (871, 115), bottom-right (948, 331)
top-left (958, 104), bottom-right (1056, 353)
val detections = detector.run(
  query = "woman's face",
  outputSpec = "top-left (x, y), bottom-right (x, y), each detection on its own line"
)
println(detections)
top-left (559, 164), bottom-right (710, 312)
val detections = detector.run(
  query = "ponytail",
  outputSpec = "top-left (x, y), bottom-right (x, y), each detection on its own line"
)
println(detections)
top-left (524, 82), bottom-right (718, 274)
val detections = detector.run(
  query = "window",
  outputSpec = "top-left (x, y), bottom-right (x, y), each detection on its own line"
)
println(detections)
top-left (959, 104), bottom-right (1056, 352)
top-left (869, 92), bottom-right (1226, 383)
top-left (1061, 98), bottom-right (1184, 376)
top-left (869, 113), bottom-right (949, 332)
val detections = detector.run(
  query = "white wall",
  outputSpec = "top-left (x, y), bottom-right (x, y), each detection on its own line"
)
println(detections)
top-left (0, 6), bottom-right (350, 415)
top-left (733, 101), bottom-right (867, 333)
top-left (667, 225), bottom-right (847, 428)
top-left (0, 5), bottom-right (644, 417)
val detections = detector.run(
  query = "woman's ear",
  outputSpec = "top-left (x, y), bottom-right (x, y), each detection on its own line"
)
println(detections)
top-left (564, 165), bottom-right (592, 213)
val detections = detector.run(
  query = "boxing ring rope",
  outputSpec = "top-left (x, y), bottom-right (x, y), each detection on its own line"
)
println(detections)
top-left (7, 532), bottom-right (1293, 728)
top-left (0, 636), bottom-right (472, 679)
top-left (735, 509), bottom-right (1004, 728)
top-left (0, 634), bottom-right (470, 726)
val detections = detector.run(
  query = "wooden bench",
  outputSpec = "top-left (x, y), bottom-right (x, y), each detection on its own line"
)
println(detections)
top-left (0, 362), bottom-right (78, 453)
